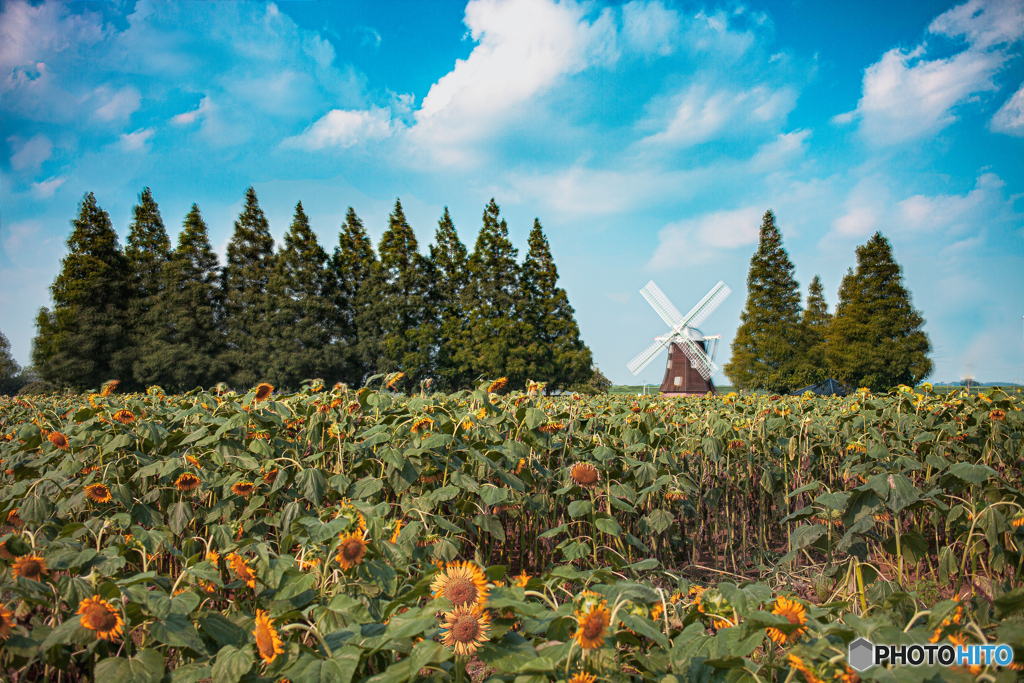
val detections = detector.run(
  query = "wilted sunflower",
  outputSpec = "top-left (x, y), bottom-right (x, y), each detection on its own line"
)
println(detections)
top-left (231, 481), bottom-right (255, 497)
top-left (254, 383), bottom-right (274, 402)
top-left (175, 473), bottom-right (201, 493)
top-left (100, 380), bottom-right (120, 397)
top-left (48, 432), bottom-right (69, 450)
top-left (335, 531), bottom-right (368, 570)
top-left (12, 555), bottom-right (48, 582)
top-left (77, 596), bottom-right (124, 641)
top-left (487, 377), bottom-right (508, 394)
top-left (227, 552), bottom-right (256, 588)
top-left (253, 609), bottom-right (285, 664)
top-left (766, 595), bottom-right (807, 645)
top-left (431, 561), bottom-right (489, 608)
top-left (85, 483), bottom-right (112, 504)
top-left (570, 462), bottom-right (600, 489)
top-left (567, 673), bottom-right (597, 683)
top-left (411, 417), bottom-right (434, 434)
top-left (87, 394), bottom-right (100, 408)
top-left (0, 606), bottom-right (13, 640)
top-left (6, 510), bottom-right (22, 528)
top-left (112, 409), bottom-right (135, 424)
top-left (262, 468), bottom-right (278, 485)
top-left (440, 604), bottom-right (491, 656)
top-left (990, 409), bottom-right (1006, 422)
top-left (574, 601), bottom-right (611, 650)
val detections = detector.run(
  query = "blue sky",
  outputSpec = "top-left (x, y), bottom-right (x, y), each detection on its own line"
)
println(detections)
top-left (2, 0), bottom-right (1022, 386)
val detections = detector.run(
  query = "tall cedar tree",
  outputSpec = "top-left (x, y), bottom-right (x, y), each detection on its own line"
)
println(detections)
top-left (222, 187), bottom-right (275, 389)
top-left (357, 199), bottom-right (434, 388)
top-left (0, 331), bottom-right (21, 394)
top-left (122, 187), bottom-right (172, 389)
top-left (134, 205), bottom-right (227, 391)
top-left (825, 232), bottom-right (932, 391)
top-left (267, 202), bottom-right (340, 389)
top-left (332, 208), bottom-right (377, 386)
top-left (520, 219), bottom-right (592, 392)
top-left (791, 275), bottom-right (830, 388)
top-left (457, 199), bottom-right (534, 388)
top-left (428, 208), bottom-right (470, 391)
top-left (32, 193), bottom-right (131, 390)
top-left (724, 210), bottom-right (803, 393)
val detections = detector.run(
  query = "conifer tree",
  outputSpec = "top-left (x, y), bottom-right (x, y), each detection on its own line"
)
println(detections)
top-left (222, 187), bottom-right (275, 389)
top-left (122, 187), bottom-right (172, 389)
top-left (332, 207), bottom-right (377, 386)
top-left (267, 202), bottom-right (340, 389)
top-left (429, 208), bottom-right (470, 391)
top-left (0, 331), bottom-right (21, 395)
top-left (791, 275), bottom-right (830, 388)
top-left (724, 210), bottom-right (803, 393)
top-left (520, 219), bottom-right (592, 392)
top-left (32, 192), bottom-right (131, 390)
top-left (825, 232), bottom-right (932, 391)
top-left (134, 205), bottom-right (227, 391)
top-left (457, 199), bottom-right (534, 388)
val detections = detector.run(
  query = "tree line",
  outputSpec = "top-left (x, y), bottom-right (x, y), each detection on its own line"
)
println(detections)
top-left (25, 188), bottom-right (596, 394)
top-left (724, 210), bottom-right (932, 394)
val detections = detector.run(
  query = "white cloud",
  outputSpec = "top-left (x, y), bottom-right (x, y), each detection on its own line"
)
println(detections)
top-left (30, 175), bottom-right (65, 198)
top-left (118, 127), bottom-right (154, 151)
top-left (648, 206), bottom-right (764, 269)
top-left (8, 133), bottom-right (52, 172)
top-left (830, 176), bottom-right (890, 238)
top-left (990, 82), bottom-right (1024, 135)
top-left (748, 129), bottom-right (810, 171)
top-left (928, 0), bottom-right (1024, 50)
top-left (171, 96), bottom-right (213, 125)
top-left (93, 85), bottom-right (140, 121)
top-left (282, 107), bottom-right (394, 150)
top-left (622, 0), bottom-right (679, 57)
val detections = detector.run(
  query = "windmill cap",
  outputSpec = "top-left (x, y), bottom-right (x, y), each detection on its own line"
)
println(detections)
top-left (684, 327), bottom-right (703, 341)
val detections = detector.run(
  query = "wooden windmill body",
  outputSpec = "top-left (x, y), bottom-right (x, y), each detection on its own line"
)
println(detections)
top-left (660, 333), bottom-right (718, 397)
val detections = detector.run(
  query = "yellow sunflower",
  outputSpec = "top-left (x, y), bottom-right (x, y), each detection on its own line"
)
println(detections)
top-left (431, 561), bottom-right (489, 608)
top-left (175, 473), bottom-right (201, 493)
top-left (0, 606), bottom-right (14, 640)
top-left (513, 571), bottom-right (530, 588)
top-left (112, 409), bottom-right (135, 424)
top-left (570, 462), bottom-right (600, 488)
top-left (227, 552), bottom-right (256, 588)
top-left (85, 483), bottom-right (112, 504)
top-left (787, 654), bottom-right (825, 683)
top-left (539, 422), bottom-right (565, 433)
top-left (12, 554), bottom-right (47, 582)
top-left (385, 372), bottom-right (405, 389)
top-left (440, 604), bottom-right (491, 656)
top-left (253, 609), bottom-right (285, 664)
top-left (990, 409), bottom-right (1006, 422)
top-left (254, 383), bottom-right (274, 402)
top-left (411, 417), bottom-right (434, 434)
top-left (390, 519), bottom-right (403, 544)
top-left (574, 601), bottom-right (611, 650)
top-left (48, 432), bottom-right (69, 450)
top-left (231, 481), bottom-right (255, 497)
top-left (335, 531), bottom-right (367, 570)
top-left (263, 468), bottom-right (278, 485)
top-left (487, 377), bottom-right (508, 394)
top-left (766, 595), bottom-right (807, 645)
top-left (77, 596), bottom-right (124, 640)
top-left (100, 380), bottom-right (120, 397)
top-left (568, 674), bottom-right (597, 683)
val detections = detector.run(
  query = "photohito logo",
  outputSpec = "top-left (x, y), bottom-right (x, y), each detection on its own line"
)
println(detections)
top-left (848, 637), bottom-right (1014, 671)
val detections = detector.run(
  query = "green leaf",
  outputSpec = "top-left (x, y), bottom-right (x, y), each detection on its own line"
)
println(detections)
top-left (567, 500), bottom-right (593, 517)
top-left (211, 645), bottom-right (254, 683)
top-left (994, 587), bottom-right (1024, 619)
top-left (790, 524), bottom-right (827, 551)
top-left (169, 663), bottom-right (212, 683)
top-left (595, 517), bottom-right (622, 536)
top-left (94, 650), bottom-right (165, 683)
top-left (948, 462), bottom-right (997, 485)
top-left (297, 468), bottom-right (328, 505)
top-left (644, 509), bottom-right (674, 534)
top-left (198, 613), bottom-right (247, 647)
top-left (150, 613), bottom-right (206, 652)
top-left (168, 502), bottom-right (193, 536)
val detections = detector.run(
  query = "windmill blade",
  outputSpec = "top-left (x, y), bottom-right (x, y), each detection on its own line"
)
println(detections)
top-left (627, 337), bottom-right (671, 376)
top-left (677, 281), bottom-right (731, 332)
top-left (678, 337), bottom-right (718, 380)
top-left (640, 281), bottom-right (684, 329)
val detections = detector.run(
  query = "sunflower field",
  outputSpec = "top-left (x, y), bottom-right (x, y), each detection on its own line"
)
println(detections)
top-left (0, 377), bottom-right (1023, 683)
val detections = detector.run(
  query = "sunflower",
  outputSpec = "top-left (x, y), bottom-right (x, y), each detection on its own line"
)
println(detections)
top-left (206, 550), bottom-right (220, 564)
top-left (475, 407), bottom-right (487, 420)
top-left (411, 417), bottom-right (434, 434)
top-left (100, 380), bottom-right (120, 397)
top-left (85, 483), bottom-right (112, 504)
top-left (513, 571), bottom-right (530, 588)
top-left (570, 462), bottom-right (600, 489)
top-left (766, 595), bottom-right (807, 645)
top-left (231, 481), bottom-right (255, 497)
top-left (439, 604), bottom-right (491, 656)
top-left (112, 410), bottom-right (135, 424)
top-left (487, 377), bottom-right (508, 394)
top-left (574, 601), bottom-right (611, 650)
top-left (335, 531), bottom-right (367, 570)
top-left (12, 555), bottom-right (48, 582)
top-left (728, 439), bottom-right (745, 450)
top-left (253, 609), bottom-right (285, 664)
top-left (297, 556), bottom-right (321, 572)
top-left (262, 468), bottom-right (278, 485)
top-left (431, 561), bottom-right (489, 608)
top-left (185, 455), bottom-right (201, 467)
top-left (87, 394), bottom-right (100, 408)
top-left (385, 372), bottom-right (405, 389)
top-left (335, 502), bottom-right (367, 532)
top-left (1012, 512), bottom-right (1024, 529)
top-left (990, 409), bottom-right (1006, 422)
top-left (227, 552), bottom-right (256, 588)
top-left (175, 473), bottom-right (201, 493)
top-left (6, 510), bottom-right (22, 528)
top-left (254, 383), bottom-right (274, 402)
top-left (0, 605), bottom-right (14, 641)
top-left (390, 519), bottom-right (403, 544)
top-left (567, 674), bottom-right (597, 683)
top-left (77, 596), bottom-right (124, 641)
top-left (787, 654), bottom-right (825, 683)
top-left (48, 432), bottom-right (69, 449)
top-left (539, 422), bottom-right (565, 433)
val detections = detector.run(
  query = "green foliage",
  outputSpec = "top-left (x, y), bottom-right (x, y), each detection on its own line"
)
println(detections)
top-left (332, 207), bottom-right (377, 387)
top-left (725, 210), bottom-right (803, 393)
top-left (825, 232), bottom-right (932, 391)
top-left (429, 208), bottom-right (470, 392)
top-left (0, 331), bottom-right (22, 395)
top-left (792, 275), bottom-right (831, 389)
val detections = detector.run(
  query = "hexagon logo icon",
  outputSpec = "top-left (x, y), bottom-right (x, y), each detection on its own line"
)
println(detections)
top-left (849, 638), bottom-right (874, 672)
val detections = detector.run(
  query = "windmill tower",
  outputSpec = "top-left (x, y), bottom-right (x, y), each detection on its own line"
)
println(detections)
top-left (626, 281), bottom-right (731, 397)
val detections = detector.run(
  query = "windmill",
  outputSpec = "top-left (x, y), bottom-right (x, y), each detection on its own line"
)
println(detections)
top-left (626, 281), bottom-right (731, 396)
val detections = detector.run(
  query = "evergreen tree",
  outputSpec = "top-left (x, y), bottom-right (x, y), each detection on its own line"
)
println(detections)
top-left (724, 210), bottom-right (803, 393)
top-left (134, 204), bottom-right (227, 391)
top-left (520, 218), bottom-right (592, 392)
top-left (428, 208), bottom-right (470, 391)
top-left (122, 187), bottom-right (172, 389)
top-left (0, 331), bottom-right (22, 395)
top-left (825, 232), bottom-right (932, 391)
top-left (456, 199), bottom-right (534, 388)
top-left (332, 208), bottom-right (377, 386)
top-left (791, 275), bottom-right (830, 388)
top-left (221, 187), bottom-right (275, 389)
top-left (267, 202), bottom-right (340, 389)
top-left (356, 199), bottom-right (434, 388)
top-left (31, 192), bottom-right (131, 390)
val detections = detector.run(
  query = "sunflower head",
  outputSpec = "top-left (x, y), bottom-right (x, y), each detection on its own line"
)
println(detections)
top-left (335, 531), bottom-right (368, 570)
top-left (766, 595), bottom-right (808, 645)
top-left (175, 472), bottom-right (201, 493)
top-left (253, 609), bottom-right (285, 664)
top-left (334, 501), bottom-right (367, 532)
top-left (227, 552), bottom-right (256, 588)
top-left (440, 604), bottom-right (491, 656)
top-left (231, 481), bottom-right (255, 497)
top-left (100, 380), bottom-right (120, 397)
top-left (570, 462), bottom-right (600, 489)
top-left (431, 561), bottom-right (489, 608)
top-left (385, 372), bottom-right (405, 389)
top-left (77, 596), bottom-right (124, 641)
top-left (990, 409), bottom-right (1006, 422)
top-left (1012, 512), bottom-right (1024, 528)
top-left (253, 383), bottom-right (274, 402)
top-left (12, 554), bottom-right (48, 582)
top-left (513, 571), bottom-right (530, 588)
top-left (112, 409), bottom-right (135, 425)
top-left (389, 519), bottom-right (403, 544)
top-left (48, 432), bottom-right (69, 449)
top-left (411, 417), bottom-right (434, 434)
top-left (262, 468), bottom-right (278, 485)
top-left (85, 483), bottom-right (112, 504)
top-left (567, 674), bottom-right (597, 683)
top-left (574, 601), bottom-right (611, 650)
top-left (487, 377), bottom-right (508, 394)
top-left (0, 606), bottom-right (13, 640)
top-left (539, 421), bottom-right (565, 433)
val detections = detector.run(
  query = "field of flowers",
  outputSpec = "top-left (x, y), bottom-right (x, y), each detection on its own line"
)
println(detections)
top-left (0, 376), bottom-right (1022, 683)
